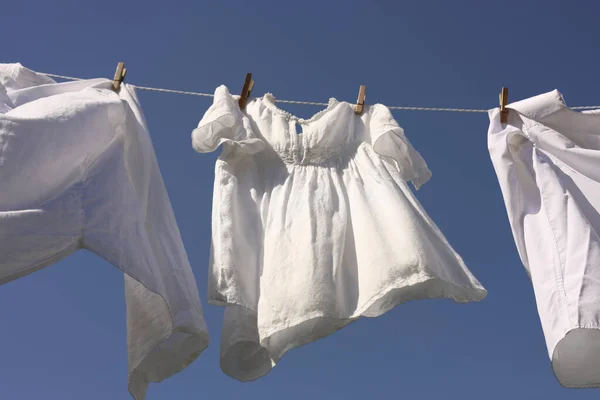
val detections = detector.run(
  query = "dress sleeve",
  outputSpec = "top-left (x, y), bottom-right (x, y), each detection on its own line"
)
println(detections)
top-left (192, 85), bottom-right (265, 154)
top-left (368, 103), bottom-right (432, 190)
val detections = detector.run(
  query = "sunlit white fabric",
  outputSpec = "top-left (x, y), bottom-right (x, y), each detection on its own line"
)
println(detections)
top-left (193, 85), bottom-right (487, 381)
top-left (0, 63), bottom-right (209, 400)
top-left (488, 89), bottom-right (600, 387)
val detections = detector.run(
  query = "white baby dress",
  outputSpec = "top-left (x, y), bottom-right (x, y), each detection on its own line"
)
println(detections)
top-left (192, 85), bottom-right (487, 381)
top-left (489, 89), bottom-right (600, 388)
top-left (0, 63), bottom-right (209, 399)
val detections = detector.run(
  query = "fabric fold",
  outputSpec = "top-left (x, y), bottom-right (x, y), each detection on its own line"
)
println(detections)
top-left (192, 85), bottom-right (265, 154)
top-left (0, 62), bottom-right (55, 91)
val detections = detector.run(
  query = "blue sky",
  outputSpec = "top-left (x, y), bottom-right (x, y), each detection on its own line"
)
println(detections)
top-left (4, 1), bottom-right (600, 399)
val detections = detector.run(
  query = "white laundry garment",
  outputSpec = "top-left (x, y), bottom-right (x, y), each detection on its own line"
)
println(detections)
top-left (488, 89), bottom-right (600, 388)
top-left (193, 85), bottom-right (487, 381)
top-left (0, 63), bottom-right (209, 399)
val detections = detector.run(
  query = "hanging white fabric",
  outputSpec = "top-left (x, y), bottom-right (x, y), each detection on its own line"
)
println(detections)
top-left (488, 89), bottom-right (600, 388)
top-left (0, 63), bottom-right (209, 400)
top-left (193, 85), bottom-right (487, 381)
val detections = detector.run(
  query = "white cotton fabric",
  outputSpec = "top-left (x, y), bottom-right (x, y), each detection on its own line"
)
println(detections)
top-left (488, 89), bottom-right (600, 388)
top-left (193, 85), bottom-right (487, 381)
top-left (0, 63), bottom-right (209, 399)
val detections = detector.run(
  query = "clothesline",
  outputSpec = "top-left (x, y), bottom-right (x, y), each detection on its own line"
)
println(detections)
top-left (40, 72), bottom-right (600, 113)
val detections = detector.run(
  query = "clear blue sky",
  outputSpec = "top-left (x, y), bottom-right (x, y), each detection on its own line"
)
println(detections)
top-left (4, 1), bottom-right (600, 399)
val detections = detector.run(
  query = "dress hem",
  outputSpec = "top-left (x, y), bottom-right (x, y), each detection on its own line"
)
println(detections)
top-left (213, 271), bottom-right (487, 381)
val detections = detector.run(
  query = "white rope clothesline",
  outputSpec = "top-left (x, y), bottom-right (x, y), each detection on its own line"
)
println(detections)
top-left (40, 72), bottom-right (600, 113)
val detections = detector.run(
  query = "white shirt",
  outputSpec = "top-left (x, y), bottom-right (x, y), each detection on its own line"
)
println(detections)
top-left (0, 64), bottom-right (209, 399)
top-left (193, 85), bottom-right (487, 381)
top-left (488, 89), bottom-right (600, 388)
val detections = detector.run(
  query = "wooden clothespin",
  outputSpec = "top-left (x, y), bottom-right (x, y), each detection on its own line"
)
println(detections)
top-left (355, 85), bottom-right (366, 115)
top-left (499, 87), bottom-right (509, 124)
top-left (112, 62), bottom-right (127, 92)
top-left (239, 73), bottom-right (254, 109)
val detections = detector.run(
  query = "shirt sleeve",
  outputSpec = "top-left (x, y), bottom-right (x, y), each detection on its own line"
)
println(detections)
top-left (367, 103), bottom-right (432, 190)
top-left (191, 85), bottom-right (265, 154)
